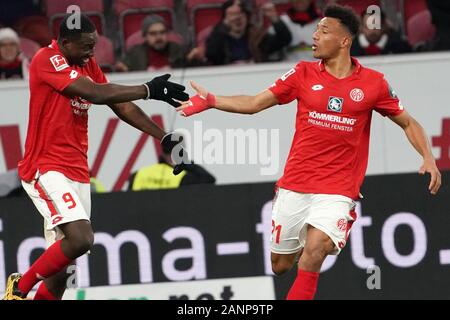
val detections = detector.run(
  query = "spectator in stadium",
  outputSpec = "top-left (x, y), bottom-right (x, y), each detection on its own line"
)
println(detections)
top-left (128, 135), bottom-right (216, 191)
top-left (115, 15), bottom-right (203, 72)
top-left (277, 0), bottom-right (322, 61)
top-left (0, 27), bottom-right (29, 79)
top-left (90, 173), bottom-right (106, 193)
top-left (427, 0), bottom-right (450, 51)
top-left (205, 0), bottom-right (291, 65)
top-left (351, 10), bottom-right (411, 56)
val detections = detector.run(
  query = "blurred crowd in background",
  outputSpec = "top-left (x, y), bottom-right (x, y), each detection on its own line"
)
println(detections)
top-left (0, 0), bottom-right (449, 80)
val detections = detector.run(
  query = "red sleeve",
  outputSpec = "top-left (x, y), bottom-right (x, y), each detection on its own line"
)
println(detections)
top-left (268, 62), bottom-right (303, 105)
top-left (374, 78), bottom-right (405, 117)
top-left (36, 53), bottom-right (81, 91)
top-left (89, 58), bottom-right (108, 84)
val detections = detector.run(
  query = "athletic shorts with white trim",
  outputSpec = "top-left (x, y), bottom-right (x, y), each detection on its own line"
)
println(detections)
top-left (271, 187), bottom-right (357, 255)
top-left (22, 171), bottom-right (91, 247)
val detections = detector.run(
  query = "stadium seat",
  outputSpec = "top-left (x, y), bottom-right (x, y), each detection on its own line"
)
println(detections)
top-left (403, 0), bottom-right (428, 23)
top-left (19, 37), bottom-right (41, 60)
top-left (43, 0), bottom-right (105, 36)
top-left (94, 35), bottom-right (115, 72)
top-left (14, 15), bottom-right (52, 47)
top-left (114, 0), bottom-right (174, 16)
top-left (125, 30), bottom-right (184, 51)
top-left (187, 0), bottom-right (226, 40)
top-left (407, 9), bottom-right (435, 47)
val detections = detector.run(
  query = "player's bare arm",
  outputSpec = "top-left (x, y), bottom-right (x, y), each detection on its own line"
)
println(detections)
top-left (108, 102), bottom-right (166, 140)
top-left (214, 89), bottom-right (278, 114)
top-left (108, 100), bottom-right (188, 176)
top-left (176, 81), bottom-right (279, 116)
top-left (63, 76), bottom-right (146, 104)
top-left (63, 74), bottom-right (188, 107)
top-left (389, 110), bottom-right (442, 194)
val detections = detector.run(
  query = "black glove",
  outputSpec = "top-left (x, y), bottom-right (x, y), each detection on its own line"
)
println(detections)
top-left (144, 74), bottom-right (189, 107)
top-left (161, 132), bottom-right (190, 175)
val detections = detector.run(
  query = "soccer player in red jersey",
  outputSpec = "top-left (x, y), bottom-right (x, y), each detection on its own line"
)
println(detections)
top-left (177, 5), bottom-right (441, 299)
top-left (2, 14), bottom-right (188, 300)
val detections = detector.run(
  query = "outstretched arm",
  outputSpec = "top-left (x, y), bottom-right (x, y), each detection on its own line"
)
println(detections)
top-left (177, 81), bottom-right (279, 116)
top-left (63, 74), bottom-right (188, 107)
top-left (214, 90), bottom-right (279, 114)
top-left (108, 101), bottom-right (188, 176)
top-left (64, 77), bottom-right (146, 104)
top-left (108, 102), bottom-right (165, 140)
top-left (389, 110), bottom-right (441, 194)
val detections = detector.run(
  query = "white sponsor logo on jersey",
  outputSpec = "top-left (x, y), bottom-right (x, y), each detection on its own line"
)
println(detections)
top-left (350, 88), bottom-right (364, 102)
top-left (70, 97), bottom-right (91, 117)
top-left (50, 55), bottom-right (69, 71)
top-left (70, 70), bottom-right (78, 79)
top-left (309, 111), bottom-right (356, 125)
top-left (312, 84), bottom-right (324, 91)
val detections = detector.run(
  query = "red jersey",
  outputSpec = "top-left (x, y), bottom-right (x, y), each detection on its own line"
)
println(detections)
top-left (269, 58), bottom-right (404, 199)
top-left (18, 40), bottom-right (107, 183)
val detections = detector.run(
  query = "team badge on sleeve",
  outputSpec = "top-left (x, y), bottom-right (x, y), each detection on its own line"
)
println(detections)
top-left (50, 55), bottom-right (69, 71)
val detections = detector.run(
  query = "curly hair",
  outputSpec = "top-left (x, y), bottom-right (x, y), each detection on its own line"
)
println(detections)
top-left (324, 4), bottom-right (360, 38)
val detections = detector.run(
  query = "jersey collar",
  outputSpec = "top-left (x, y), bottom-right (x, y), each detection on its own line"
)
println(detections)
top-left (49, 39), bottom-right (79, 67)
top-left (318, 56), bottom-right (362, 80)
top-left (49, 39), bottom-right (64, 55)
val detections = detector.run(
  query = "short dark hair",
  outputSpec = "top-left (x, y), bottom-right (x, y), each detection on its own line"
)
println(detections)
top-left (59, 13), bottom-right (96, 40)
top-left (324, 4), bottom-right (360, 38)
top-left (221, 0), bottom-right (251, 19)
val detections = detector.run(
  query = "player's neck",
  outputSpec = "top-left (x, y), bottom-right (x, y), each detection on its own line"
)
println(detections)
top-left (56, 41), bottom-right (70, 61)
top-left (323, 54), bottom-right (354, 79)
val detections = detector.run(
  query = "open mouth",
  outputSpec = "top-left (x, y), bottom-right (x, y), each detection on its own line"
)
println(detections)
top-left (312, 44), bottom-right (318, 51)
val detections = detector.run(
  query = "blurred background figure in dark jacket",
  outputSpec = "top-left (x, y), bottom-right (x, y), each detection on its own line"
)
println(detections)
top-left (427, 0), bottom-right (450, 51)
top-left (205, 0), bottom-right (291, 65)
top-left (351, 9), bottom-right (411, 56)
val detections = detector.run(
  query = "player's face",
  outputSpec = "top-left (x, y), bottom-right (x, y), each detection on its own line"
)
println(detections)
top-left (64, 32), bottom-right (97, 67)
top-left (312, 17), bottom-right (352, 59)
